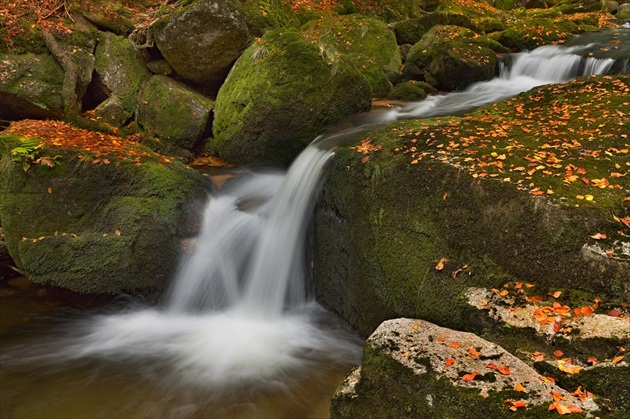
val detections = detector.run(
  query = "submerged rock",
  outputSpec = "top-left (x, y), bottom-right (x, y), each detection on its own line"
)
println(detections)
top-left (213, 28), bottom-right (371, 166)
top-left (0, 120), bottom-right (209, 293)
top-left (331, 318), bottom-right (598, 418)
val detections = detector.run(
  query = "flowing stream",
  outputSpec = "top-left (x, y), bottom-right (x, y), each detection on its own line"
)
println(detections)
top-left (1, 29), bottom-right (627, 418)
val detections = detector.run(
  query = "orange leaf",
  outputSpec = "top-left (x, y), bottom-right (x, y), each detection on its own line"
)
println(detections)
top-left (554, 402), bottom-right (571, 414)
top-left (590, 233), bottom-right (607, 240)
top-left (509, 400), bottom-right (527, 411)
top-left (611, 355), bottom-right (624, 364)
top-left (435, 257), bottom-right (447, 271)
top-left (515, 383), bottom-right (526, 392)
top-left (445, 358), bottom-right (455, 367)
top-left (553, 350), bottom-right (564, 358)
top-left (533, 352), bottom-right (545, 362)
top-left (587, 357), bottom-right (598, 365)
top-left (462, 372), bottom-right (478, 381)
top-left (448, 342), bottom-right (461, 349)
top-left (498, 365), bottom-right (511, 375)
top-left (468, 348), bottom-right (480, 357)
top-left (437, 337), bottom-right (446, 342)
top-left (568, 405), bottom-right (583, 413)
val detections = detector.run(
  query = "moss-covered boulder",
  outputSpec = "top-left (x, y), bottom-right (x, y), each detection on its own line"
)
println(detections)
top-left (403, 26), bottom-right (506, 90)
top-left (136, 75), bottom-right (214, 152)
top-left (388, 81), bottom-right (437, 101)
top-left (336, 0), bottom-right (442, 23)
top-left (93, 32), bottom-right (150, 123)
top-left (314, 75), bottom-right (629, 338)
top-left (392, 12), bottom-right (482, 45)
top-left (492, 17), bottom-right (579, 51)
top-left (331, 319), bottom-right (598, 418)
top-left (0, 120), bottom-right (209, 293)
top-left (152, 0), bottom-right (251, 86)
top-left (0, 54), bottom-right (65, 120)
top-left (302, 14), bottom-right (402, 97)
top-left (435, 0), bottom-right (510, 32)
top-left (212, 28), bottom-right (372, 166)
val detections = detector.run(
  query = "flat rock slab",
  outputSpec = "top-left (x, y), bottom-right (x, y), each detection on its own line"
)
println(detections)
top-left (332, 318), bottom-right (598, 418)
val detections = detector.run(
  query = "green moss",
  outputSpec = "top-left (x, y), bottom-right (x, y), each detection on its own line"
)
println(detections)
top-left (331, 342), bottom-right (552, 418)
top-left (213, 28), bottom-right (371, 166)
top-left (315, 75), bottom-right (629, 338)
top-left (388, 81), bottom-right (428, 101)
top-left (492, 17), bottom-right (579, 51)
top-left (0, 129), bottom-right (209, 293)
top-left (302, 14), bottom-right (401, 97)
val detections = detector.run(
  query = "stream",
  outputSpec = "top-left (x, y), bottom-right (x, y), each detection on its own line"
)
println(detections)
top-left (1, 28), bottom-right (628, 419)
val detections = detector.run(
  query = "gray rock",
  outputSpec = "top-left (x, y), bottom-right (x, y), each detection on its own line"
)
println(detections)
top-left (153, 0), bottom-right (250, 86)
top-left (94, 96), bottom-right (126, 127)
top-left (146, 59), bottom-right (173, 75)
top-left (331, 318), bottom-right (598, 418)
top-left (93, 32), bottom-right (150, 120)
top-left (136, 75), bottom-right (214, 151)
top-left (0, 54), bottom-right (64, 120)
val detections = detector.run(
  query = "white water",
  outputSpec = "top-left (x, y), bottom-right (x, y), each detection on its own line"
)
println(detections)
top-left (1, 37), bottom-right (624, 412)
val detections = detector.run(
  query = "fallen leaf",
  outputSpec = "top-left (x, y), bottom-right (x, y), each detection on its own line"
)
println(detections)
top-left (445, 358), bottom-right (455, 367)
top-left (437, 337), bottom-right (446, 342)
top-left (469, 348), bottom-right (480, 357)
top-left (412, 322), bottom-right (419, 330)
top-left (515, 383), bottom-right (526, 392)
top-left (554, 402), bottom-right (571, 414)
top-left (498, 365), bottom-right (511, 375)
top-left (553, 291), bottom-right (562, 298)
top-left (47, 187), bottom-right (52, 194)
top-left (587, 357), bottom-right (598, 365)
top-left (533, 352), bottom-right (545, 362)
top-left (462, 372), bottom-right (478, 381)
top-left (553, 350), bottom-right (564, 358)
top-left (448, 342), bottom-right (461, 349)
top-left (611, 355), bottom-right (624, 364)
top-left (590, 233), bottom-right (607, 240)
top-left (435, 257), bottom-right (447, 271)
top-left (509, 400), bottom-right (527, 411)
top-left (608, 309), bottom-right (622, 317)
top-left (115, 230), bottom-right (121, 236)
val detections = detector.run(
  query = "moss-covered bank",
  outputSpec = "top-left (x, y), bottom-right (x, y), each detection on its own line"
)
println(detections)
top-left (315, 75), bottom-right (629, 338)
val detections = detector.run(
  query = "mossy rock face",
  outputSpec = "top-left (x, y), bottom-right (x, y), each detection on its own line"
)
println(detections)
top-left (314, 75), bottom-right (629, 338)
top-left (93, 32), bottom-right (150, 121)
top-left (153, 0), bottom-right (251, 86)
top-left (388, 81), bottom-right (437, 101)
top-left (136, 75), bottom-right (214, 151)
top-left (0, 54), bottom-right (65, 120)
top-left (302, 14), bottom-right (402, 97)
top-left (0, 121), bottom-right (209, 293)
top-left (435, 0), bottom-right (510, 32)
top-left (493, 17), bottom-right (579, 51)
top-left (403, 26), bottom-right (504, 91)
top-left (212, 28), bottom-right (372, 166)
top-left (392, 12), bottom-right (480, 45)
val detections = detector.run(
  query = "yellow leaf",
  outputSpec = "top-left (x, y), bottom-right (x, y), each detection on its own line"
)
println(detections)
top-left (435, 257), bottom-right (447, 271)
top-left (515, 383), bottom-right (526, 392)
top-left (114, 230), bottom-right (121, 236)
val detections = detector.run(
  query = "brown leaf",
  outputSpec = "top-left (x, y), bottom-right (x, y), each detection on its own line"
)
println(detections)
top-left (435, 257), bottom-right (447, 271)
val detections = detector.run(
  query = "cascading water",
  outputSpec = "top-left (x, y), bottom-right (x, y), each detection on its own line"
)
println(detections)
top-left (1, 31), bottom-right (626, 418)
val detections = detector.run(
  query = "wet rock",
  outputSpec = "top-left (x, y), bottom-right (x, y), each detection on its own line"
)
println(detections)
top-left (152, 0), bottom-right (250, 86)
top-left (331, 318), bottom-right (598, 418)
top-left (93, 32), bottom-right (150, 121)
top-left (136, 75), bottom-right (214, 152)
top-left (403, 25), bottom-right (506, 90)
top-left (213, 28), bottom-right (371, 166)
top-left (0, 54), bottom-right (64, 120)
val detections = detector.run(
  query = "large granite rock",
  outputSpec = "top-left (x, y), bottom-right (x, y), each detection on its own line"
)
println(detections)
top-left (302, 14), bottom-right (402, 97)
top-left (136, 75), bottom-right (214, 152)
top-left (331, 318), bottom-right (601, 418)
top-left (403, 26), bottom-right (507, 90)
top-left (0, 54), bottom-right (65, 120)
top-left (212, 28), bottom-right (372, 166)
top-left (153, 0), bottom-right (250, 86)
top-left (93, 32), bottom-right (150, 123)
